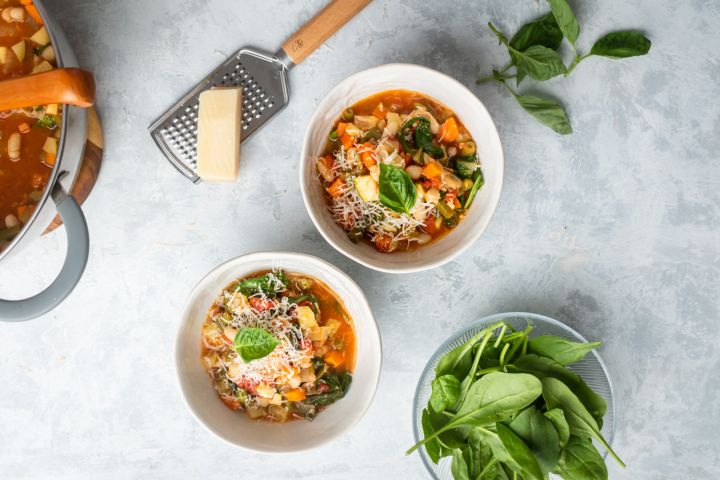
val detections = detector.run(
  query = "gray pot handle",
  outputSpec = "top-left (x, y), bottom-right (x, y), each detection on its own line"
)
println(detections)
top-left (0, 181), bottom-right (89, 322)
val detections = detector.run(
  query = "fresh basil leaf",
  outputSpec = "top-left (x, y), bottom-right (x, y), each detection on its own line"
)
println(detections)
top-left (556, 436), bottom-right (608, 480)
top-left (233, 327), bottom-right (279, 362)
top-left (545, 408), bottom-right (571, 447)
top-left (430, 374), bottom-right (461, 413)
top-left (546, 0), bottom-right (580, 44)
top-left (528, 335), bottom-right (602, 365)
top-left (590, 30), bottom-right (651, 58)
top-left (378, 163), bottom-right (416, 214)
top-left (508, 405), bottom-right (561, 474)
top-left (542, 378), bottom-right (624, 467)
top-left (514, 94), bottom-right (572, 135)
top-left (496, 423), bottom-right (545, 480)
top-left (451, 449), bottom-right (471, 480)
top-left (488, 21), bottom-right (509, 45)
top-left (511, 44), bottom-right (567, 81)
top-left (510, 13), bottom-right (563, 51)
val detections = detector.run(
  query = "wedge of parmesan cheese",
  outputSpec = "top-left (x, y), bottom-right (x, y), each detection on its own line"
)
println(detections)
top-left (196, 87), bottom-right (242, 182)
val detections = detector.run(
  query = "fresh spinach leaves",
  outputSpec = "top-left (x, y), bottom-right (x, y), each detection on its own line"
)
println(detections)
top-left (236, 271), bottom-right (287, 296)
top-left (407, 320), bottom-right (620, 480)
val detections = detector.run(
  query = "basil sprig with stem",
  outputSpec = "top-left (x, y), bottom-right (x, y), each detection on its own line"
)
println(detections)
top-left (477, 0), bottom-right (651, 134)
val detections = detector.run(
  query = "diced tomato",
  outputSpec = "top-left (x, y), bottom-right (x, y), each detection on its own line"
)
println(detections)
top-left (422, 176), bottom-right (443, 189)
top-left (422, 215), bottom-right (439, 235)
top-left (326, 177), bottom-right (346, 198)
top-left (249, 297), bottom-right (275, 312)
top-left (445, 193), bottom-right (461, 209)
top-left (221, 396), bottom-right (241, 410)
top-left (374, 234), bottom-right (393, 253)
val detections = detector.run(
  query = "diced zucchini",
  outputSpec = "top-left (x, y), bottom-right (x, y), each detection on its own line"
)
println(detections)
top-left (0, 47), bottom-right (7, 64)
top-left (354, 175), bottom-right (379, 202)
top-left (32, 60), bottom-right (53, 74)
top-left (46, 104), bottom-right (59, 115)
top-left (30, 27), bottom-right (50, 46)
top-left (42, 137), bottom-right (58, 155)
top-left (354, 115), bottom-right (379, 130)
top-left (11, 40), bottom-right (25, 63)
top-left (343, 123), bottom-right (363, 137)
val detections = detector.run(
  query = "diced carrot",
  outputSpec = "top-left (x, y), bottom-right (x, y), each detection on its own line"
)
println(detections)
top-left (360, 142), bottom-right (376, 169)
top-left (25, 4), bottom-right (43, 25)
top-left (285, 387), bottom-right (306, 402)
top-left (45, 152), bottom-right (56, 166)
top-left (341, 133), bottom-right (354, 150)
top-left (326, 178), bottom-right (346, 198)
top-left (372, 102), bottom-right (387, 120)
top-left (421, 162), bottom-right (443, 179)
top-left (17, 205), bottom-right (34, 223)
top-left (438, 117), bottom-right (459, 143)
top-left (18, 123), bottom-right (30, 134)
top-left (324, 350), bottom-right (345, 369)
top-left (337, 122), bottom-right (347, 137)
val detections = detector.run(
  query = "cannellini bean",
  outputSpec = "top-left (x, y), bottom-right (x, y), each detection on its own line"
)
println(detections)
top-left (415, 232), bottom-right (432, 245)
top-left (7, 132), bottom-right (21, 161)
top-left (5, 214), bottom-right (18, 228)
top-left (1, 7), bottom-right (25, 23)
top-left (425, 187), bottom-right (440, 204)
top-left (447, 146), bottom-right (457, 158)
top-left (405, 164), bottom-right (422, 180)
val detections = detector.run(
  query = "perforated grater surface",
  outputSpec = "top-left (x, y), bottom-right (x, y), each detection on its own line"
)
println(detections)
top-left (149, 0), bottom-right (372, 183)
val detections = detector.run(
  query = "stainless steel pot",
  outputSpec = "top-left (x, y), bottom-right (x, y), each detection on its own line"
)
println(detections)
top-left (0, 0), bottom-right (90, 322)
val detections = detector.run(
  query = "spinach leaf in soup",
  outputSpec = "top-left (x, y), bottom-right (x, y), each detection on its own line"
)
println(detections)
top-left (305, 371), bottom-right (352, 406)
top-left (399, 117), bottom-right (443, 158)
top-left (233, 327), bottom-right (280, 362)
top-left (528, 335), bottom-right (602, 366)
top-left (378, 163), bottom-right (417, 214)
top-left (236, 271), bottom-right (288, 296)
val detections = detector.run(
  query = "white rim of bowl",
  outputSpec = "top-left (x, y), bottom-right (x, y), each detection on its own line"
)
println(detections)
top-left (410, 312), bottom-right (617, 478)
top-left (174, 251), bottom-right (383, 453)
top-left (299, 63), bottom-right (505, 274)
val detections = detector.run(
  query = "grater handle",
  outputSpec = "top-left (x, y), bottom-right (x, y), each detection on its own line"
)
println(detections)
top-left (281, 0), bottom-right (371, 66)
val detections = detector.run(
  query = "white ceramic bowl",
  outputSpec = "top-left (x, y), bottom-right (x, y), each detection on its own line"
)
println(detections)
top-left (175, 252), bottom-right (382, 452)
top-left (300, 63), bottom-right (504, 273)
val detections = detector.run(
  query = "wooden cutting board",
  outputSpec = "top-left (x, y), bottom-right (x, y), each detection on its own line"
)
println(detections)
top-left (44, 107), bottom-right (103, 234)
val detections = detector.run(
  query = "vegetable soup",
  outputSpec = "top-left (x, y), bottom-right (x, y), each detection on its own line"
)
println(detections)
top-left (201, 269), bottom-right (356, 423)
top-left (316, 90), bottom-right (484, 253)
top-left (0, 0), bottom-right (61, 249)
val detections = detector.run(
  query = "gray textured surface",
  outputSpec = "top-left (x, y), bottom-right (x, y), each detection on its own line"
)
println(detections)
top-left (0, 0), bottom-right (718, 478)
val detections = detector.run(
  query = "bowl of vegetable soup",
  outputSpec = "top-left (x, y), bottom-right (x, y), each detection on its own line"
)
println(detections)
top-left (300, 64), bottom-right (503, 273)
top-left (176, 252), bottom-right (381, 452)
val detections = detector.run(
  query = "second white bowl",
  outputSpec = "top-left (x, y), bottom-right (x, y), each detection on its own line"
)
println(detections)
top-left (300, 63), bottom-right (504, 273)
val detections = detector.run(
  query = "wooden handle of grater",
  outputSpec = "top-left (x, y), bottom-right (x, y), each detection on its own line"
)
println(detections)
top-left (281, 0), bottom-right (372, 65)
top-left (0, 68), bottom-right (95, 111)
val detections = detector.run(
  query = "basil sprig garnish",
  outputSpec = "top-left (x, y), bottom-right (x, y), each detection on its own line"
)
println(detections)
top-left (378, 163), bottom-right (417, 214)
top-left (233, 327), bottom-right (279, 363)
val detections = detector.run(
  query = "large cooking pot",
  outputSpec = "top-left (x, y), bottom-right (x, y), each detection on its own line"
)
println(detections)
top-left (0, 0), bottom-right (90, 322)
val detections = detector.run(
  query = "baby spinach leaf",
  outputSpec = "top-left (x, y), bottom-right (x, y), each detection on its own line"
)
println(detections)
top-left (233, 327), bottom-right (279, 362)
top-left (510, 13), bottom-right (563, 51)
top-left (556, 436), bottom-right (608, 480)
top-left (546, 0), bottom-right (580, 44)
top-left (528, 336), bottom-right (602, 366)
top-left (508, 406), bottom-right (561, 474)
top-left (590, 31), bottom-right (651, 58)
top-left (510, 354), bottom-right (606, 421)
top-left (430, 374), bottom-right (461, 413)
top-left (451, 449), bottom-right (471, 480)
top-left (378, 163), bottom-right (416, 214)
top-left (542, 378), bottom-right (625, 467)
top-left (467, 430), bottom-right (498, 479)
top-left (470, 427), bottom-right (519, 468)
top-left (496, 423), bottom-right (545, 480)
top-left (514, 94), bottom-right (572, 135)
top-left (421, 408), bottom-right (444, 463)
top-left (545, 408), bottom-right (571, 447)
top-left (511, 45), bottom-right (567, 81)
top-left (436, 328), bottom-right (492, 378)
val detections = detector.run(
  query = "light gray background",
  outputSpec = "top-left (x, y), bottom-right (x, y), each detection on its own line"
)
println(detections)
top-left (1, 0), bottom-right (718, 478)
